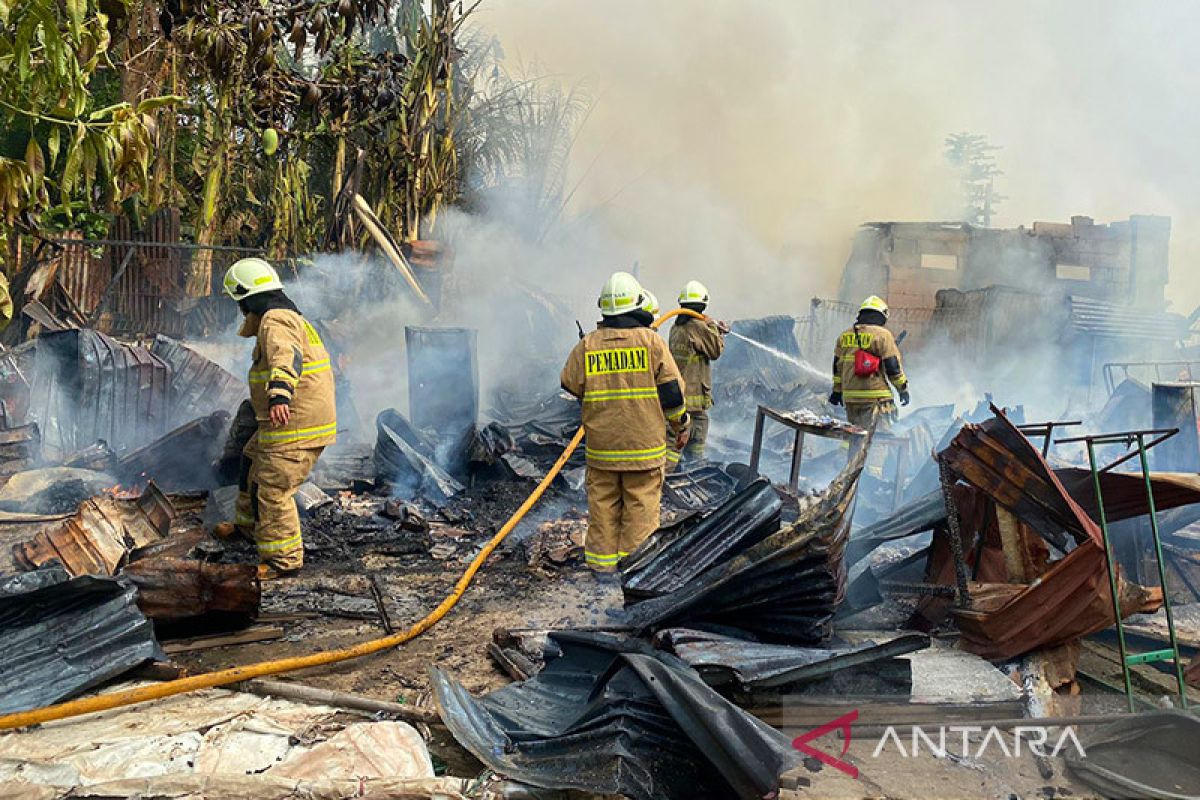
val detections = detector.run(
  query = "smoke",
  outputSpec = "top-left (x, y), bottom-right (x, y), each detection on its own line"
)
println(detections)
top-left (200, 1), bottom-right (1200, 435)
top-left (478, 0), bottom-right (1200, 314)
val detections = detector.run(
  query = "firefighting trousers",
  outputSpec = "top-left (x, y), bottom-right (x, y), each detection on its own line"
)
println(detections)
top-left (845, 400), bottom-right (897, 431)
top-left (236, 443), bottom-right (323, 571)
top-left (666, 409), bottom-right (709, 472)
top-left (584, 466), bottom-right (664, 572)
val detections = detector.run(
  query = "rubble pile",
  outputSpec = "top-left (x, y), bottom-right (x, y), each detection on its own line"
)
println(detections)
top-left (0, 309), bottom-right (1197, 799)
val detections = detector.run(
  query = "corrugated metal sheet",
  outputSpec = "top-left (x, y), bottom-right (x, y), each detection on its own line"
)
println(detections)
top-left (1056, 468), bottom-right (1200, 524)
top-left (622, 479), bottom-right (781, 598)
top-left (939, 408), bottom-right (1164, 660)
top-left (622, 444), bottom-right (865, 644)
top-left (655, 628), bottom-right (928, 690)
top-left (0, 567), bottom-right (163, 714)
top-left (13, 482), bottom-right (174, 576)
top-left (30, 329), bottom-right (172, 456)
top-left (1068, 295), bottom-right (1189, 341)
top-left (150, 336), bottom-right (245, 428)
top-left (432, 631), bottom-right (799, 800)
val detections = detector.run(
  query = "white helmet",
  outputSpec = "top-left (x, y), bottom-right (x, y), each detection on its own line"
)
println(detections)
top-left (598, 271), bottom-right (644, 317)
top-left (678, 279), bottom-right (709, 306)
top-left (640, 289), bottom-right (660, 317)
top-left (223, 257), bottom-right (284, 300)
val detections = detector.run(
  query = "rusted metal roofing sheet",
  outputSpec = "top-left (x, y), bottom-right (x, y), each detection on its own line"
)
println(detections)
top-left (939, 408), bottom-right (1163, 660)
top-left (12, 482), bottom-right (174, 576)
top-left (1056, 467), bottom-right (1200, 524)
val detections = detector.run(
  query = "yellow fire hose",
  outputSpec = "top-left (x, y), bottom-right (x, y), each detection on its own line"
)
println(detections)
top-left (0, 308), bottom-right (706, 731)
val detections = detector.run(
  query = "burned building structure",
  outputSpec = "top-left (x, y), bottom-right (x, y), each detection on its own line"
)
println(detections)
top-left (807, 215), bottom-right (1196, 396)
top-left (838, 214), bottom-right (1172, 311)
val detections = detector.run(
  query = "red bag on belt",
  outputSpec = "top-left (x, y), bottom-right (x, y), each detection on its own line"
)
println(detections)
top-left (853, 348), bottom-right (880, 377)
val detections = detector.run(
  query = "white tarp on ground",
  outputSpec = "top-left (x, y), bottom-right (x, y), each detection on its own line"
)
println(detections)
top-left (0, 682), bottom-right (465, 799)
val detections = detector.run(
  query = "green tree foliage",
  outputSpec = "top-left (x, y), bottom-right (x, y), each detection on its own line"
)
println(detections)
top-left (944, 131), bottom-right (1005, 227)
top-left (0, 0), bottom-right (177, 257)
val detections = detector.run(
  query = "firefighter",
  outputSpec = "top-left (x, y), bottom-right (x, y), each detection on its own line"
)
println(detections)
top-left (666, 280), bottom-right (727, 470)
top-left (561, 272), bottom-right (690, 574)
top-left (221, 258), bottom-right (337, 580)
top-left (828, 295), bottom-right (909, 429)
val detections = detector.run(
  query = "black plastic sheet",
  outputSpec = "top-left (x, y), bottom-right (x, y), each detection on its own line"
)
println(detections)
top-left (432, 631), bottom-right (799, 800)
top-left (0, 567), bottom-right (163, 714)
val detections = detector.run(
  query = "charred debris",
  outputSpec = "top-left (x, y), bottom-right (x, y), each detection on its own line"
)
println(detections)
top-left (1, 222), bottom-right (1200, 797)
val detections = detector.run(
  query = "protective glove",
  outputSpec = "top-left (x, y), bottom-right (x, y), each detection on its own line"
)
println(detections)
top-left (671, 412), bottom-right (691, 449)
top-left (716, 319), bottom-right (731, 335)
top-left (899, 389), bottom-right (911, 406)
top-left (828, 391), bottom-right (843, 407)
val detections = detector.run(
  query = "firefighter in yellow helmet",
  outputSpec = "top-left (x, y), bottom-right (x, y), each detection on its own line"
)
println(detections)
top-left (560, 272), bottom-right (689, 574)
top-left (666, 280), bottom-right (727, 470)
top-left (829, 295), bottom-right (909, 430)
top-left (219, 258), bottom-right (336, 580)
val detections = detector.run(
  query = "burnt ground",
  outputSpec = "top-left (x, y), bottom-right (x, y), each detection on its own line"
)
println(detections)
top-left (170, 478), bottom-right (615, 776)
top-left (163, 478), bottom-right (1102, 797)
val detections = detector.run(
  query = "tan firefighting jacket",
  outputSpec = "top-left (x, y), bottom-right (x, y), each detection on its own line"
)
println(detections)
top-left (241, 308), bottom-right (337, 451)
top-left (561, 325), bottom-right (686, 471)
top-left (669, 317), bottom-right (724, 411)
top-left (832, 323), bottom-right (908, 405)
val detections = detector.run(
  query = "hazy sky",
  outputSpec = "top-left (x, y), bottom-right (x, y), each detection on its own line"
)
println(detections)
top-left (478, 0), bottom-right (1200, 315)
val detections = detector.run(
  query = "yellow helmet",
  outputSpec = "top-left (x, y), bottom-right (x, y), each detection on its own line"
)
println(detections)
top-left (860, 295), bottom-right (889, 318)
top-left (678, 280), bottom-right (709, 306)
top-left (223, 257), bottom-right (284, 300)
top-left (598, 271), bottom-right (644, 317)
top-left (640, 289), bottom-right (660, 317)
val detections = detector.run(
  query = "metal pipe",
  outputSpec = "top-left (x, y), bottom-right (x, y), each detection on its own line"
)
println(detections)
top-left (1136, 432), bottom-right (1190, 708)
top-left (1087, 439), bottom-right (1135, 712)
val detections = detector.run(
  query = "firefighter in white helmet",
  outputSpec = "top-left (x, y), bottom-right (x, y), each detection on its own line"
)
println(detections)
top-left (560, 272), bottom-right (689, 574)
top-left (216, 257), bottom-right (337, 580)
top-left (829, 295), bottom-right (909, 430)
top-left (666, 280), bottom-right (727, 470)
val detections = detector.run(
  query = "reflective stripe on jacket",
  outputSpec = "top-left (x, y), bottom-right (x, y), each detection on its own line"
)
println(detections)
top-left (669, 317), bottom-right (723, 411)
top-left (832, 323), bottom-right (907, 405)
top-left (561, 325), bottom-right (684, 471)
top-left (246, 308), bottom-right (337, 451)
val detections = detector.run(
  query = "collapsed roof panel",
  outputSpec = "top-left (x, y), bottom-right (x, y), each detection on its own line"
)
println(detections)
top-left (1056, 467), bottom-right (1200, 524)
top-left (150, 335), bottom-right (245, 427)
top-left (654, 628), bottom-right (929, 690)
top-left (622, 445), bottom-right (865, 644)
top-left (0, 567), bottom-right (163, 714)
top-left (30, 330), bottom-right (171, 456)
top-left (431, 631), bottom-right (798, 800)
top-left (939, 408), bottom-right (1163, 659)
top-left (621, 478), bottom-right (781, 599)
top-left (13, 482), bottom-right (174, 577)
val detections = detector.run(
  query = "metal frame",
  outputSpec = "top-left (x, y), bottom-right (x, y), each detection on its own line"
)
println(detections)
top-left (1056, 427), bottom-right (1190, 712)
top-left (747, 406), bottom-right (911, 501)
top-left (1017, 420), bottom-right (1082, 457)
top-left (1103, 361), bottom-right (1200, 395)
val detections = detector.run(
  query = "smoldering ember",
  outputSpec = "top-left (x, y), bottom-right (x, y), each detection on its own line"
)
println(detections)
top-left (1, 3), bottom-right (1200, 800)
